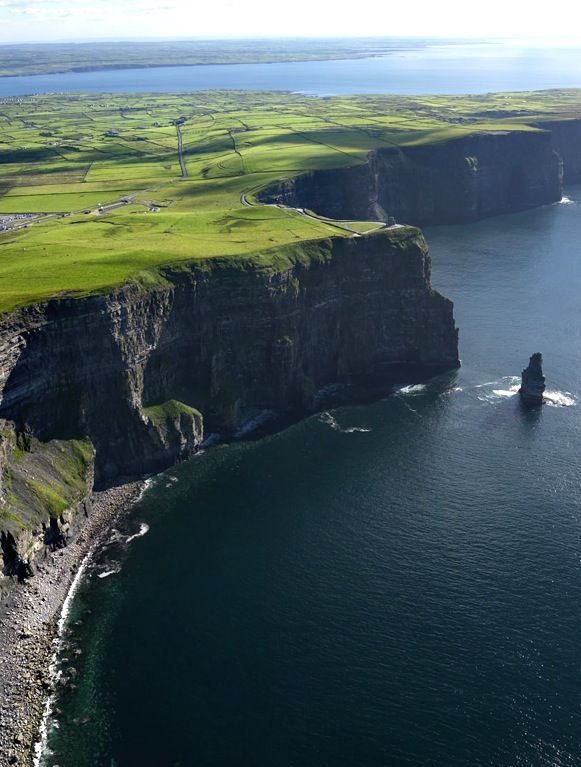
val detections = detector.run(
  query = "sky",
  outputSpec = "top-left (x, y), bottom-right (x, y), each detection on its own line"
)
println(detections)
top-left (1, 0), bottom-right (581, 44)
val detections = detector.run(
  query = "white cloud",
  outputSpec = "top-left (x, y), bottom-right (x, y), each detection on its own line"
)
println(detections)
top-left (1, 0), bottom-right (581, 41)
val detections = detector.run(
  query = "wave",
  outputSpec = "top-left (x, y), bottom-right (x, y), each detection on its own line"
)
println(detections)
top-left (476, 376), bottom-right (521, 402)
top-left (319, 411), bottom-right (372, 433)
top-left (97, 567), bottom-right (121, 579)
top-left (136, 476), bottom-right (154, 502)
top-left (544, 390), bottom-right (576, 407)
top-left (33, 553), bottom-right (91, 767)
top-left (491, 384), bottom-right (520, 398)
top-left (475, 376), bottom-right (575, 407)
top-left (396, 383), bottom-right (427, 396)
top-left (559, 195), bottom-right (575, 205)
top-left (125, 522), bottom-right (150, 545)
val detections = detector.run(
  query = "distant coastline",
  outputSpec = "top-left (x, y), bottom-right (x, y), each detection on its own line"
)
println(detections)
top-left (0, 38), bottom-right (437, 79)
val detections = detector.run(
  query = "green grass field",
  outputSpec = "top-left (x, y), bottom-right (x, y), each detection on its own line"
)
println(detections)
top-left (1, 88), bottom-right (581, 314)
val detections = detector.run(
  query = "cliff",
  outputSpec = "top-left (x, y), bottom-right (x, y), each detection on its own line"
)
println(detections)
top-left (0, 228), bottom-right (458, 577)
top-left (535, 118), bottom-right (581, 184)
top-left (259, 129), bottom-right (564, 226)
top-left (0, 422), bottom-right (94, 599)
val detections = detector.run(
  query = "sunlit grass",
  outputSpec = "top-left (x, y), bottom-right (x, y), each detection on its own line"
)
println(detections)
top-left (0, 88), bottom-right (580, 313)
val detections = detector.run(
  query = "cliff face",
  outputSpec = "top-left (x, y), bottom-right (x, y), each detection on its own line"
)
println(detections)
top-left (259, 130), bottom-right (564, 226)
top-left (0, 421), bottom-right (94, 596)
top-left (537, 118), bottom-right (581, 183)
top-left (0, 229), bottom-right (458, 497)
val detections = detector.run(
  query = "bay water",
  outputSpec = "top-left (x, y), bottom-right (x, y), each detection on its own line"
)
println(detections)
top-left (2, 41), bottom-right (581, 97)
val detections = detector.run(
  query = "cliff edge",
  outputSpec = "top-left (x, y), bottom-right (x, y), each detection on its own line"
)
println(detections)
top-left (0, 227), bottom-right (459, 581)
top-left (259, 129), bottom-right (564, 226)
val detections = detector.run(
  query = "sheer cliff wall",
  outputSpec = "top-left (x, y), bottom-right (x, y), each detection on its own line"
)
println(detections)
top-left (259, 128), bottom-right (567, 225)
top-left (0, 229), bottom-right (459, 571)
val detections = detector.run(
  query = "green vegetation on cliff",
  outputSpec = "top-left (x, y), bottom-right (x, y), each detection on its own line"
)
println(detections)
top-left (1, 88), bottom-right (580, 312)
top-left (0, 431), bottom-right (93, 533)
top-left (144, 399), bottom-right (202, 427)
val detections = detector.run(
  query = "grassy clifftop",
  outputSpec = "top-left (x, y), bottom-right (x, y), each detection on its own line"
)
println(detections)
top-left (1, 89), bottom-right (580, 313)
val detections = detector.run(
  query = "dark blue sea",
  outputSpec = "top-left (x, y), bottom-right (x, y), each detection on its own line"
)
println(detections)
top-left (2, 41), bottom-right (581, 97)
top-left (41, 188), bottom-right (581, 766)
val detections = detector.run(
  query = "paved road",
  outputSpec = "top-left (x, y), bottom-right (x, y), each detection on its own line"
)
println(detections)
top-left (176, 124), bottom-right (187, 179)
top-left (241, 192), bottom-right (387, 237)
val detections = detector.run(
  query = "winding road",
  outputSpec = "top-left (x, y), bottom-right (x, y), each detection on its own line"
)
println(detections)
top-left (240, 191), bottom-right (389, 237)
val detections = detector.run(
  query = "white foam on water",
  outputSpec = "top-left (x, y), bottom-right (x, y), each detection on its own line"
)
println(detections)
top-left (544, 390), bottom-right (576, 407)
top-left (475, 376), bottom-right (575, 408)
top-left (105, 528), bottom-right (124, 545)
top-left (34, 553), bottom-right (91, 767)
top-left (491, 384), bottom-right (520, 398)
top-left (319, 411), bottom-right (372, 433)
top-left (136, 476), bottom-right (154, 502)
top-left (34, 475), bottom-right (154, 765)
top-left (97, 567), bottom-right (121, 579)
top-left (125, 522), bottom-right (150, 545)
top-left (476, 376), bottom-right (521, 402)
top-left (559, 196), bottom-right (575, 204)
top-left (396, 384), bottom-right (427, 396)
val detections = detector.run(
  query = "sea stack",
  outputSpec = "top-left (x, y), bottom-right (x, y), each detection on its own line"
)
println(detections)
top-left (519, 352), bottom-right (546, 407)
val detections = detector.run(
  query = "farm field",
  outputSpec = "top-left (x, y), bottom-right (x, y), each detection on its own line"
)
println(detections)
top-left (1, 88), bottom-right (581, 313)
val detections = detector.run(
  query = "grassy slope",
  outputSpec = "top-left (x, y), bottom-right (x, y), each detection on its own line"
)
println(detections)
top-left (1, 88), bottom-right (581, 313)
top-left (0, 433), bottom-right (93, 533)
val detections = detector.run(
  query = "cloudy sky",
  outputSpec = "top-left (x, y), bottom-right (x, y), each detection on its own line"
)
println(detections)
top-left (1, 0), bottom-right (580, 43)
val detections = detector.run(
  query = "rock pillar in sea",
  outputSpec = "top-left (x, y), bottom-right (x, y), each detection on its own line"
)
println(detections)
top-left (519, 352), bottom-right (546, 406)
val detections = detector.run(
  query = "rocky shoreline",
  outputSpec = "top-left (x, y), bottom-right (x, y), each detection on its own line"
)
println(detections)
top-left (0, 480), bottom-right (146, 767)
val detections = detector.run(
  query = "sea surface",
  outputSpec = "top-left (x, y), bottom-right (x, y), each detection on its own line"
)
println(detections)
top-left (42, 188), bottom-right (581, 766)
top-left (2, 41), bottom-right (581, 97)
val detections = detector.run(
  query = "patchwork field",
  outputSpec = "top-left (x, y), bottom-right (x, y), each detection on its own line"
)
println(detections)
top-left (1, 88), bottom-right (581, 313)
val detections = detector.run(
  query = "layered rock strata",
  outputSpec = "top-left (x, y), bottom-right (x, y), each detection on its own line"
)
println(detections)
top-left (0, 228), bottom-right (459, 577)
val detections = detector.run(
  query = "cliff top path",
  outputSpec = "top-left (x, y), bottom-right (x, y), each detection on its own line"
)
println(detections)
top-left (0, 88), bottom-right (580, 314)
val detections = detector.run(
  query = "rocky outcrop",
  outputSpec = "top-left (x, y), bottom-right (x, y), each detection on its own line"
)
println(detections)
top-left (259, 129), bottom-right (564, 226)
top-left (0, 228), bottom-right (458, 493)
top-left (0, 420), bottom-right (94, 599)
top-left (519, 353), bottom-right (546, 407)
